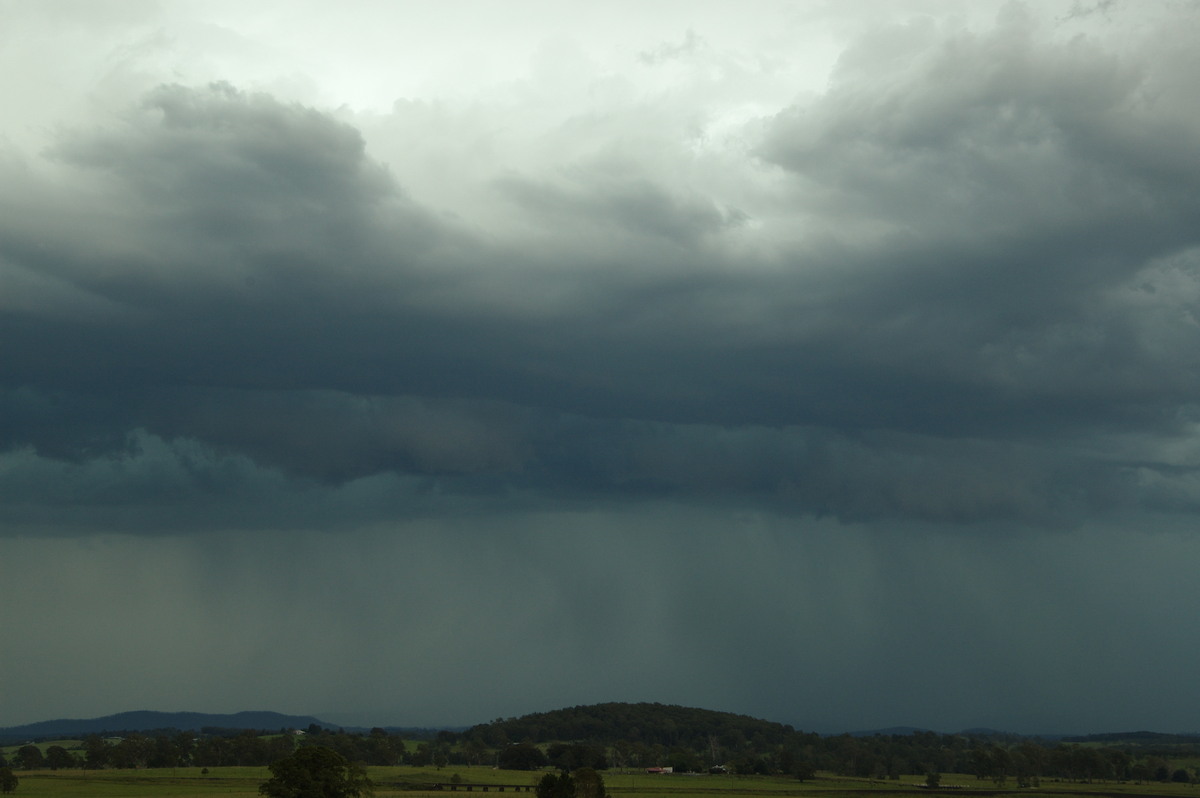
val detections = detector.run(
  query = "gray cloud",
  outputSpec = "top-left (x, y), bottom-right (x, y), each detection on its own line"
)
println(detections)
top-left (750, 11), bottom-right (1200, 428)
top-left (493, 168), bottom-right (744, 246)
top-left (0, 392), bottom-right (1162, 535)
top-left (6, 2), bottom-right (1200, 733)
top-left (6, 23), bottom-right (1200, 523)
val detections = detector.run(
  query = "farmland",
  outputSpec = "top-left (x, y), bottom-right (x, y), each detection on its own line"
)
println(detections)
top-left (4, 705), bottom-right (1200, 798)
top-left (7, 765), bottom-right (1200, 798)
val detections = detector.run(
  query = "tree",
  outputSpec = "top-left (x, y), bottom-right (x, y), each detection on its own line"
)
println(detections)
top-left (925, 771), bottom-right (941, 788)
top-left (229, 730), bottom-right (267, 766)
top-left (13, 747), bottom-right (42, 771)
top-left (0, 767), bottom-right (17, 794)
top-left (572, 768), bottom-right (607, 798)
top-left (109, 733), bottom-right (153, 769)
top-left (83, 734), bottom-right (109, 770)
top-left (364, 732), bottom-right (403, 766)
top-left (409, 743), bottom-right (432, 767)
top-left (666, 748), bottom-right (700, 773)
top-left (259, 746), bottom-right (372, 798)
top-left (463, 738), bottom-right (488, 766)
top-left (498, 743), bottom-right (547, 770)
top-left (44, 746), bottom-right (75, 770)
top-left (548, 743), bottom-right (607, 773)
top-left (970, 746), bottom-right (991, 781)
top-left (537, 771), bottom-right (574, 798)
top-left (793, 760), bottom-right (816, 782)
top-left (535, 769), bottom-right (606, 798)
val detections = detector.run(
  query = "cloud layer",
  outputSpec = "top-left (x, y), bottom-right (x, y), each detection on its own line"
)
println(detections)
top-left (4, 0), bottom-right (1200, 732)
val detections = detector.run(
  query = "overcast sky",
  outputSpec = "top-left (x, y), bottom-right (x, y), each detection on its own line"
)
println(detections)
top-left (4, 0), bottom-right (1200, 736)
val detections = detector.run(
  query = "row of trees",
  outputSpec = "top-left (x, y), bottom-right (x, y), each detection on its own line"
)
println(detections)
top-left (1, 731), bottom-right (295, 770)
top-left (965, 742), bottom-right (1194, 786)
top-left (259, 749), bottom-right (612, 798)
top-left (257, 747), bottom-right (608, 798)
top-left (0, 728), bottom-right (398, 771)
top-left (497, 742), bottom-right (608, 772)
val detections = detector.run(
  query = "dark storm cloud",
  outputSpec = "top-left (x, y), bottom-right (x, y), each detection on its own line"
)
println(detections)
top-left (0, 390), bottom-right (1160, 535)
top-left (755, 9), bottom-right (1200, 423)
top-left (7, 10), bottom-right (1200, 531)
top-left (10, 1), bottom-right (1200, 737)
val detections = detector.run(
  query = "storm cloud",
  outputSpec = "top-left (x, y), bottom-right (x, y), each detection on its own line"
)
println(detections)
top-left (4, 0), bottom-right (1200, 733)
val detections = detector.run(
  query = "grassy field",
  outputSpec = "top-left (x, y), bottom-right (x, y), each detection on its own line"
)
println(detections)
top-left (2, 766), bottom-right (268, 797)
top-left (7, 766), bottom-right (1200, 798)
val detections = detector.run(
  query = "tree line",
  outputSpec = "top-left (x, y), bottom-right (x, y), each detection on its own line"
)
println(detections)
top-left (0, 726), bottom-right (403, 771)
top-left (3, 702), bottom-right (1199, 785)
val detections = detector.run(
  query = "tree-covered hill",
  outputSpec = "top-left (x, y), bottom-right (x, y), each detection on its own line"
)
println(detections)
top-left (454, 703), bottom-right (1200, 782)
top-left (463, 702), bottom-right (808, 749)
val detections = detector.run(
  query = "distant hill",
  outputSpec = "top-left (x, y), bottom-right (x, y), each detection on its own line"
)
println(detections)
top-left (0, 710), bottom-right (332, 742)
top-left (849, 726), bottom-right (936, 737)
top-left (462, 701), bottom-right (810, 748)
top-left (1062, 731), bottom-right (1200, 746)
top-left (8, 704), bottom-right (1197, 748)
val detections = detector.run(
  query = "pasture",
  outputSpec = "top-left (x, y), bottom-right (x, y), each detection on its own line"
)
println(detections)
top-left (7, 766), bottom-right (1200, 798)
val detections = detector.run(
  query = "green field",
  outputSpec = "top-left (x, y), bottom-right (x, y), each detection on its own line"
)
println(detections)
top-left (7, 766), bottom-right (1200, 798)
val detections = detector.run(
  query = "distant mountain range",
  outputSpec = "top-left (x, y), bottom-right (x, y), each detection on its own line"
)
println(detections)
top-left (0, 710), bottom-right (332, 742)
top-left (3, 706), bottom-right (1198, 746)
top-left (1062, 731), bottom-right (1200, 744)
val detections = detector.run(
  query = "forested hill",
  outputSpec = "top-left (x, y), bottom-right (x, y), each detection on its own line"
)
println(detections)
top-left (463, 702), bottom-right (803, 748)
top-left (456, 704), bottom-right (1200, 782)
